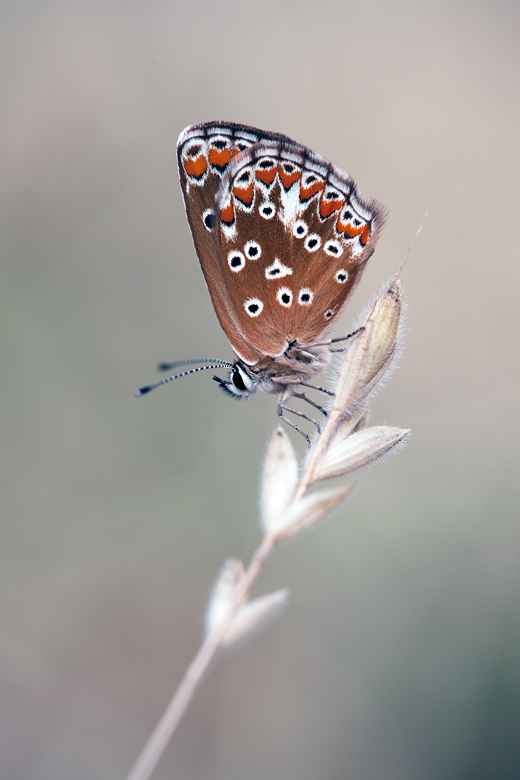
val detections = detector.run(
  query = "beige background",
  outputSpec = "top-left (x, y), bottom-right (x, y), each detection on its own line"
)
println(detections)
top-left (2, 1), bottom-right (519, 778)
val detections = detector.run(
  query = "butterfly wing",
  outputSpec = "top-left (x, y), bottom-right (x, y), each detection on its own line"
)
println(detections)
top-left (178, 122), bottom-right (386, 362)
top-left (177, 123), bottom-right (264, 365)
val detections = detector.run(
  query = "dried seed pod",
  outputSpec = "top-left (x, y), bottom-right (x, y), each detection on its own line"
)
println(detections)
top-left (261, 426), bottom-right (299, 534)
top-left (221, 589), bottom-right (289, 648)
top-left (313, 426), bottom-right (411, 482)
top-left (205, 558), bottom-right (245, 639)
top-left (332, 282), bottom-right (402, 416)
top-left (272, 484), bottom-right (355, 541)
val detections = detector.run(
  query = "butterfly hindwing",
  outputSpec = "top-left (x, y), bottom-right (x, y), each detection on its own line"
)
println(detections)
top-left (211, 138), bottom-right (386, 356)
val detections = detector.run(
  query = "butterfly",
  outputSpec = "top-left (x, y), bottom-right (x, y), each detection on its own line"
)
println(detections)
top-left (137, 121), bottom-right (386, 439)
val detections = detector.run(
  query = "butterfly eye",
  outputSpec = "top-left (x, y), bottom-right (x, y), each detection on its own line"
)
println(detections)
top-left (231, 365), bottom-right (255, 393)
top-left (213, 363), bottom-right (257, 399)
top-left (232, 368), bottom-right (246, 391)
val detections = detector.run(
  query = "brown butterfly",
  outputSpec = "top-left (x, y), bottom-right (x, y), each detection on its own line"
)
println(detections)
top-left (137, 121), bottom-right (385, 438)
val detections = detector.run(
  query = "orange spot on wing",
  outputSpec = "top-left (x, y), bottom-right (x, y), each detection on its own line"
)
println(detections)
top-left (256, 165), bottom-right (277, 186)
top-left (337, 221), bottom-right (363, 238)
top-left (233, 181), bottom-right (254, 205)
top-left (184, 154), bottom-right (207, 179)
top-left (209, 147), bottom-right (232, 170)
top-left (336, 209), bottom-right (369, 239)
top-left (360, 225), bottom-right (371, 245)
top-left (300, 177), bottom-right (324, 201)
top-left (319, 194), bottom-right (345, 219)
top-left (220, 200), bottom-right (234, 225)
top-left (278, 164), bottom-right (301, 189)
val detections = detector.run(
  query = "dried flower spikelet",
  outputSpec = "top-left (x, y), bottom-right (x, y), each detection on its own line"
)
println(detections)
top-left (313, 426), bottom-right (411, 483)
top-left (324, 407), bottom-right (368, 451)
top-left (272, 484), bottom-right (355, 541)
top-left (205, 558), bottom-right (245, 639)
top-left (221, 589), bottom-right (289, 648)
top-left (332, 282), bottom-right (402, 416)
top-left (261, 426), bottom-right (299, 534)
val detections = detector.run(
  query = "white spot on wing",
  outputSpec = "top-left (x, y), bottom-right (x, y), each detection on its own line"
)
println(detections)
top-left (276, 287), bottom-right (293, 307)
top-left (278, 180), bottom-right (303, 227)
top-left (233, 167), bottom-right (253, 188)
top-left (202, 208), bottom-right (214, 231)
top-left (304, 234), bottom-right (321, 252)
top-left (293, 220), bottom-right (308, 238)
top-left (298, 288), bottom-right (314, 306)
top-left (244, 241), bottom-right (261, 260)
top-left (324, 239), bottom-right (342, 257)
top-left (228, 250), bottom-right (245, 272)
top-left (265, 258), bottom-right (293, 279)
top-left (244, 298), bottom-right (263, 317)
top-left (259, 202), bottom-right (276, 219)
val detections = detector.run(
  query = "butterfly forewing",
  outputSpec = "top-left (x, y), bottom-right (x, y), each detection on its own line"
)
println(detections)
top-left (177, 121), bottom-right (385, 365)
top-left (177, 123), bottom-right (262, 364)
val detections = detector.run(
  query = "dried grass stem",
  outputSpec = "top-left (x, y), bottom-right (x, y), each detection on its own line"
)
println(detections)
top-left (124, 278), bottom-right (410, 780)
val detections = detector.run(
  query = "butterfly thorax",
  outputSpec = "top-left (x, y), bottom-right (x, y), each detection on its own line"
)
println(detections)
top-left (214, 341), bottom-right (331, 399)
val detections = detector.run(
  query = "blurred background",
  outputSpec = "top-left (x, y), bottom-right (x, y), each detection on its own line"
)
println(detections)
top-left (1, 1), bottom-right (519, 778)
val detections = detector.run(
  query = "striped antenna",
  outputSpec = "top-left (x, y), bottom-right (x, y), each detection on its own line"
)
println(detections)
top-left (157, 358), bottom-right (234, 372)
top-left (136, 361), bottom-right (233, 397)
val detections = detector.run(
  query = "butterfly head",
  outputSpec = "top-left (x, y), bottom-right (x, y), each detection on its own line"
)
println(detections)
top-left (213, 361), bottom-right (259, 400)
top-left (212, 339), bottom-right (332, 401)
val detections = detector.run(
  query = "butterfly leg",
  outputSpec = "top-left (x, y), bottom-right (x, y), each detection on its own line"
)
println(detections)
top-left (277, 393), bottom-right (324, 446)
top-left (277, 405), bottom-right (312, 446)
top-left (279, 401), bottom-right (320, 430)
top-left (305, 326), bottom-right (365, 351)
top-left (330, 326), bottom-right (365, 345)
top-left (328, 326), bottom-right (367, 353)
top-left (300, 381), bottom-right (334, 397)
top-left (277, 391), bottom-right (319, 445)
top-left (291, 391), bottom-right (328, 417)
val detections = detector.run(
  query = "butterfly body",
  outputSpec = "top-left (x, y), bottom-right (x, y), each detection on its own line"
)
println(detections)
top-left (176, 121), bottom-right (386, 410)
top-left (212, 341), bottom-right (332, 401)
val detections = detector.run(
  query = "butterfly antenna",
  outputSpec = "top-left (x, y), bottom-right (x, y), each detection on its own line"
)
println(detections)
top-left (157, 358), bottom-right (233, 372)
top-left (390, 211), bottom-right (428, 289)
top-left (135, 363), bottom-right (233, 397)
